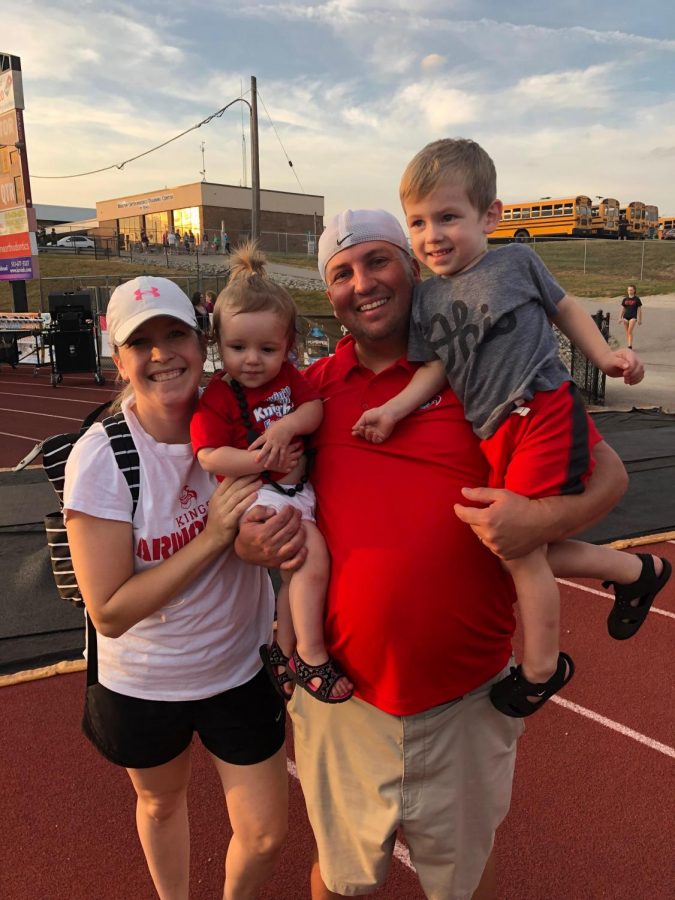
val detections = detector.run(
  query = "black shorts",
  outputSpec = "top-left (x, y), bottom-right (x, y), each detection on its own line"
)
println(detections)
top-left (82, 667), bottom-right (285, 770)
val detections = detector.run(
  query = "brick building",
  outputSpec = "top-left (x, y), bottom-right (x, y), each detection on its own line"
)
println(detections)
top-left (94, 181), bottom-right (324, 253)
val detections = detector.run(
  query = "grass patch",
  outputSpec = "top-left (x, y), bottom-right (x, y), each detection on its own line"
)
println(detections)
top-left (3, 240), bottom-right (674, 315)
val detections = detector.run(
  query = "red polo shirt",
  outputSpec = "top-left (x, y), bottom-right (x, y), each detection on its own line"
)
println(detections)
top-left (305, 336), bottom-right (516, 715)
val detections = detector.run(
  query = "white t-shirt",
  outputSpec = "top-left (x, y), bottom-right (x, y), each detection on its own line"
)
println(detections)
top-left (63, 398), bottom-right (274, 701)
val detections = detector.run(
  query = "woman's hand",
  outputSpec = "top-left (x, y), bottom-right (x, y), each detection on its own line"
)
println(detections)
top-left (205, 474), bottom-right (262, 550)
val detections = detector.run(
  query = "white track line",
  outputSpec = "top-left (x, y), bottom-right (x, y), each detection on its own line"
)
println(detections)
top-left (0, 430), bottom-right (39, 443)
top-left (557, 578), bottom-right (675, 620)
top-left (285, 758), bottom-right (415, 871)
top-left (0, 390), bottom-right (105, 405)
top-left (0, 379), bottom-right (113, 394)
top-left (0, 407), bottom-right (79, 422)
top-left (550, 697), bottom-right (675, 759)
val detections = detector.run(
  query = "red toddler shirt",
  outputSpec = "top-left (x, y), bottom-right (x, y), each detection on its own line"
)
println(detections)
top-left (190, 361), bottom-right (320, 481)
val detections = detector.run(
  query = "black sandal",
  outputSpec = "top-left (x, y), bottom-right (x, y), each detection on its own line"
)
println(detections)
top-left (604, 554), bottom-right (672, 641)
top-left (288, 650), bottom-right (353, 704)
top-left (489, 652), bottom-right (575, 718)
top-left (259, 643), bottom-right (294, 700)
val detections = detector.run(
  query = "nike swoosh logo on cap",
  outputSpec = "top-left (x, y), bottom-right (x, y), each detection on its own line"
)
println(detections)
top-left (336, 233), bottom-right (353, 246)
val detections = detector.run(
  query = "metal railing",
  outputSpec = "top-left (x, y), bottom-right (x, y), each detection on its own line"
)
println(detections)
top-left (555, 309), bottom-right (609, 405)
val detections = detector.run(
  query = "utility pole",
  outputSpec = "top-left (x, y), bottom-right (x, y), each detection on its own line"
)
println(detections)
top-left (199, 141), bottom-right (206, 182)
top-left (250, 75), bottom-right (260, 241)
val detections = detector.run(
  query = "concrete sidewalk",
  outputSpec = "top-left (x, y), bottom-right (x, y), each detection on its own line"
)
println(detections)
top-left (578, 294), bottom-right (674, 412)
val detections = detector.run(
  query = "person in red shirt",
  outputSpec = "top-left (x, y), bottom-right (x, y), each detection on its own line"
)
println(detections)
top-left (235, 211), bottom-right (630, 900)
top-left (191, 242), bottom-right (352, 704)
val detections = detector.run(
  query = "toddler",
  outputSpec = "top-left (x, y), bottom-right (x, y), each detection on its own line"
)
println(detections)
top-left (191, 242), bottom-right (352, 704)
top-left (353, 139), bottom-right (671, 717)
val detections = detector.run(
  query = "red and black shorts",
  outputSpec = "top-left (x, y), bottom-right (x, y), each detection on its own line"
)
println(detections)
top-left (479, 381), bottom-right (602, 500)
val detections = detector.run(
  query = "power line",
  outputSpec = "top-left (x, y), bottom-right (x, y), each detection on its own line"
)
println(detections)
top-left (31, 95), bottom-right (252, 180)
top-left (257, 90), bottom-right (305, 194)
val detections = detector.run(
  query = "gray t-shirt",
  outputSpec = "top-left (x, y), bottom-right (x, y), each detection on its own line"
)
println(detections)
top-left (409, 243), bottom-right (570, 439)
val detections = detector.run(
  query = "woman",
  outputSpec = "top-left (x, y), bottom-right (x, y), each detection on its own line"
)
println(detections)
top-left (64, 276), bottom-right (288, 900)
top-left (620, 284), bottom-right (642, 349)
top-left (191, 290), bottom-right (211, 332)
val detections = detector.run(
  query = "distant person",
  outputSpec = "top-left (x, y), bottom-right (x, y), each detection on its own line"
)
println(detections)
top-left (191, 291), bottom-right (210, 332)
top-left (140, 229), bottom-right (149, 252)
top-left (190, 242), bottom-right (352, 704)
top-left (223, 231), bottom-right (231, 254)
top-left (213, 233), bottom-right (221, 254)
top-left (183, 231), bottom-right (191, 254)
top-left (202, 231), bottom-right (210, 254)
top-left (50, 228), bottom-right (57, 245)
top-left (167, 230), bottom-right (176, 254)
top-left (620, 284), bottom-right (642, 349)
top-left (188, 230), bottom-right (196, 253)
top-left (204, 289), bottom-right (217, 314)
top-left (63, 276), bottom-right (288, 899)
top-left (354, 140), bottom-right (670, 717)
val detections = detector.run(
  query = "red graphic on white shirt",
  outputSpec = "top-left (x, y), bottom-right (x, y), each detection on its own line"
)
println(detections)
top-left (179, 485), bottom-right (198, 508)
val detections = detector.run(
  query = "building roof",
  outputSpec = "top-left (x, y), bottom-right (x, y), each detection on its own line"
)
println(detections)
top-left (34, 203), bottom-right (97, 222)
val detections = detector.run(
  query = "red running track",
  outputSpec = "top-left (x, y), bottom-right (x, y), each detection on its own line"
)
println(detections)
top-left (2, 363), bottom-right (674, 897)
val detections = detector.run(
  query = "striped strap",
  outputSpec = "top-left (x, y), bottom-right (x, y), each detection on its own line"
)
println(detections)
top-left (102, 413), bottom-right (139, 518)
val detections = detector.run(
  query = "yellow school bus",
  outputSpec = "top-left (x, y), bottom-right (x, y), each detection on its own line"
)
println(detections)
top-left (492, 195), bottom-right (593, 240)
top-left (644, 204), bottom-right (659, 239)
top-left (657, 216), bottom-right (675, 239)
top-left (619, 202), bottom-right (646, 239)
top-left (590, 198), bottom-right (619, 237)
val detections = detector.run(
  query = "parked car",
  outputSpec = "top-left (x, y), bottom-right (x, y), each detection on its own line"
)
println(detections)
top-left (662, 229), bottom-right (675, 240)
top-left (55, 235), bottom-right (95, 249)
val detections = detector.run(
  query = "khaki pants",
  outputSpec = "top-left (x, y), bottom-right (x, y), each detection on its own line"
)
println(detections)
top-left (289, 665), bottom-right (523, 899)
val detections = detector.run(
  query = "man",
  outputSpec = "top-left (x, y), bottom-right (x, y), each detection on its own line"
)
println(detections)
top-left (236, 209), bottom-right (627, 899)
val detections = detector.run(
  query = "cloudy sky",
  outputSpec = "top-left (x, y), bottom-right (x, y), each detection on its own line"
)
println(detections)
top-left (6, 1), bottom-right (675, 224)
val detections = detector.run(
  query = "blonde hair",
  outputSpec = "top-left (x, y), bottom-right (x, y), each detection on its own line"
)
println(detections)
top-left (400, 138), bottom-right (497, 215)
top-left (212, 241), bottom-right (297, 348)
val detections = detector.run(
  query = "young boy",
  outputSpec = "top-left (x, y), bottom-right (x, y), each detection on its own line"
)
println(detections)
top-left (353, 138), bottom-right (671, 717)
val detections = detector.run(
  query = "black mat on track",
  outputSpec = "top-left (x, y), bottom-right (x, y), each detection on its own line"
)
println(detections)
top-left (2, 408), bottom-right (674, 674)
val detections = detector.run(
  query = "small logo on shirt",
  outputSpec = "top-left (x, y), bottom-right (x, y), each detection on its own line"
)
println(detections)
top-left (179, 485), bottom-right (198, 508)
top-left (419, 394), bottom-right (442, 411)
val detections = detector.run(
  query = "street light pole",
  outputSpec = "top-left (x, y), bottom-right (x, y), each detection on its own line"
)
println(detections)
top-left (250, 76), bottom-right (260, 241)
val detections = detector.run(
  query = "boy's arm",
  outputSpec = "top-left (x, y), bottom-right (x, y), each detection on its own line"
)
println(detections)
top-left (249, 399), bottom-right (323, 469)
top-left (554, 295), bottom-right (644, 384)
top-left (352, 360), bottom-right (447, 443)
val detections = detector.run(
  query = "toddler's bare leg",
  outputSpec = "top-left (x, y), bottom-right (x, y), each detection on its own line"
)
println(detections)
top-left (274, 575), bottom-right (295, 659)
top-left (289, 522), bottom-right (352, 699)
top-left (503, 546), bottom-right (560, 685)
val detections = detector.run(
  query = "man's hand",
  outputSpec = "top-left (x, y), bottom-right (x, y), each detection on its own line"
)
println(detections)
top-left (234, 504), bottom-right (307, 571)
top-left (454, 487), bottom-right (545, 560)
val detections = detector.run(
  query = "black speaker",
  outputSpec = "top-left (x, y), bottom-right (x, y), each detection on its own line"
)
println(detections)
top-left (52, 330), bottom-right (96, 373)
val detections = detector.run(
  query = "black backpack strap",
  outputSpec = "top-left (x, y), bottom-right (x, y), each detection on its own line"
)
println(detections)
top-left (102, 412), bottom-right (140, 518)
top-left (88, 413), bottom-right (139, 687)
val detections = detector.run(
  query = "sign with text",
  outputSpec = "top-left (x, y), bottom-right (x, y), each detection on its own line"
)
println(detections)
top-left (0, 230), bottom-right (32, 258)
top-left (0, 255), bottom-right (34, 280)
top-left (0, 206), bottom-right (30, 236)
top-left (0, 54), bottom-right (24, 114)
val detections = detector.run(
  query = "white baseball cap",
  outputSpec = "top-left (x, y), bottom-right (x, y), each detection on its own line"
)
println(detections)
top-left (106, 276), bottom-right (198, 346)
top-left (318, 209), bottom-right (411, 282)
